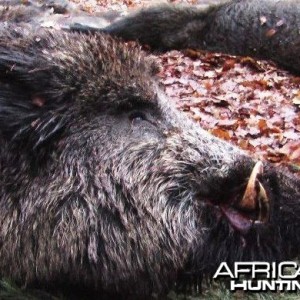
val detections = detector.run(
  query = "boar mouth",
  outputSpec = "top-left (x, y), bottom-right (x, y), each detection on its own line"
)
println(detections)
top-left (210, 161), bottom-right (270, 234)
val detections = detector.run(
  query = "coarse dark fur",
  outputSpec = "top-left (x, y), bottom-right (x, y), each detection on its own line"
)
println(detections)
top-left (99, 0), bottom-right (300, 73)
top-left (1, 4), bottom-right (300, 300)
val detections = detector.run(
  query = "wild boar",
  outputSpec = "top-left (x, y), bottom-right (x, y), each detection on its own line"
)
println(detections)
top-left (0, 4), bottom-right (300, 300)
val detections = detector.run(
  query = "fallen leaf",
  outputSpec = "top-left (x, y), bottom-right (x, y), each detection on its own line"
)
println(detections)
top-left (210, 128), bottom-right (231, 140)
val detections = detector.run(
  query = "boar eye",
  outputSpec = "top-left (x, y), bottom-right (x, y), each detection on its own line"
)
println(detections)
top-left (129, 111), bottom-right (147, 125)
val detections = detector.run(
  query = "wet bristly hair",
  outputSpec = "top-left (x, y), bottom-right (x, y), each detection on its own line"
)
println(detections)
top-left (0, 4), bottom-right (300, 299)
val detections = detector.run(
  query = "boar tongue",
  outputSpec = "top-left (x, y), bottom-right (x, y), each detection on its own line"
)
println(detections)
top-left (220, 206), bottom-right (253, 234)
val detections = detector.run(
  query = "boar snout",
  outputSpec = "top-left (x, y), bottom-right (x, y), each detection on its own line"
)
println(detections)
top-left (194, 159), bottom-right (270, 234)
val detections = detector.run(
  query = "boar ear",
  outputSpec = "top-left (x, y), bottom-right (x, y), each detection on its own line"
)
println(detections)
top-left (0, 49), bottom-right (69, 151)
top-left (0, 82), bottom-right (69, 150)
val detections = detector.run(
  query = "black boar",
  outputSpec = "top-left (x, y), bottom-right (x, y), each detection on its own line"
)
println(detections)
top-left (98, 0), bottom-right (300, 73)
top-left (0, 4), bottom-right (300, 300)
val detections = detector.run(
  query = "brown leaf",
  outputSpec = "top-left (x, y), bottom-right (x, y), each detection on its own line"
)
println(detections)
top-left (239, 57), bottom-right (265, 72)
top-left (290, 148), bottom-right (300, 161)
top-left (217, 119), bottom-right (238, 129)
top-left (222, 59), bottom-right (236, 72)
top-left (210, 128), bottom-right (231, 140)
top-left (292, 92), bottom-right (300, 106)
top-left (241, 80), bottom-right (269, 90)
top-left (184, 49), bottom-right (202, 59)
top-left (267, 152), bottom-right (287, 163)
top-left (258, 119), bottom-right (268, 133)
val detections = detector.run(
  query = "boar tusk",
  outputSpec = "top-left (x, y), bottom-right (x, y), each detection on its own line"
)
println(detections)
top-left (239, 161), bottom-right (264, 211)
top-left (257, 181), bottom-right (270, 223)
